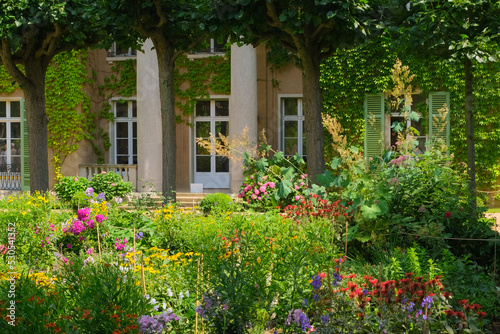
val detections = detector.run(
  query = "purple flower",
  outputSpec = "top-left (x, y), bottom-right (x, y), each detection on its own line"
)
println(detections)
top-left (311, 275), bottom-right (322, 290)
top-left (67, 243), bottom-right (72, 249)
top-left (97, 192), bottom-right (106, 202)
top-left (320, 313), bottom-right (329, 325)
top-left (84, 187), bottom-right (94, 197)
top-left (135, 231), bottom-right (144, 240)
top-left (95, 214), bottom-right (106, 223)
top-left (77, 208), bottom-right (91, 221)
top-left (313, 294), bottom-right (320, 301)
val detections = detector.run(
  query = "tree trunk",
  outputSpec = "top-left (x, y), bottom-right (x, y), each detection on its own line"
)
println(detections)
top-left (464, 57), bottom-right (476, 211)
top-left (299, 45), bottom-right (325, 183)
top-left (153, 37), bottom-right (177, 202)
top-left (24, 60), bottom-right (50, 192)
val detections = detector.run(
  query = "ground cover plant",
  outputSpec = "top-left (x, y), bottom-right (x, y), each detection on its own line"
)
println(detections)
top-left (0, 155), bottom-right (500, 334)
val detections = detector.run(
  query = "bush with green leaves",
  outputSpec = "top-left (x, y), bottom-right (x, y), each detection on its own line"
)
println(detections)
top-left (318, 148), bottom-right (497, 262)
top-left (54, 176), bottom-right (90, 202)
top-left (199, 193), bottom-right (233, 214)
top-left (238, 146), bottom-right (311, 211)
top-left (90, 171), bottom-right (133, 201)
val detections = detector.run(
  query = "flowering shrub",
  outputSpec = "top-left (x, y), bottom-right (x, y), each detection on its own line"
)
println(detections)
top-left (54, 176), bottom-right (90, 202)
top-left (283, 263), bottom-right (488, 333)
top-left (281, 195), bottom-right (351, 224)
top-left (90, 171), bottom-right (133, 201)
top-left (238, 149), bottom-right (309, 210)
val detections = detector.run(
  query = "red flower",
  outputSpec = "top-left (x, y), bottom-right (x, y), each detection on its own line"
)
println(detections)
top-left (477, 311), bottom-right (487, 318)
top-left (445, 211), bottom-right (451, 219)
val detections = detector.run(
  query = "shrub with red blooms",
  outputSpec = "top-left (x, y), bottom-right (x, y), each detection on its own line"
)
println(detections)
top-left (281, 195), bottom-right (351, 224)
top-left (293, 262), bottom-right (488, 333)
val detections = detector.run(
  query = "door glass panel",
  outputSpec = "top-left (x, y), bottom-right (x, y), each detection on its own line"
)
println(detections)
top-left (11, 156), bottom-right (20, 171)
top-left (116, 101), bottom-right (128, 117)
top-left (196, 156), bottom-right (211, 172)
top-left (284, 138), bottom-right (298, 156)
top-left (0, 102), bottom-right (5, 118)
top-left (196, 122), bottom-right (210, 137)
top-left (215, 121), bottom-right (229, 137)
top-left (11, 139), bottom-right (21, 156)
top-left (196, 101), bottom-right (210, 116)
top-left (196, 143), bottom-right (210, 155)
top-left (216, 156), bottom-right (229, 172)
top-left (117, 139), bottom-right (129, 154)
top-left (10, 101), bottom-right (20, 118)
top-left (283, 98), bottom-right (298, 116)
top-left (215, 101), bottom-right (229, 116)
top-left (284, 121), bottom-right (298, 137)
top-left (116, 122), bottom-right (128, 138)
top-left (0, 123), bottom-right (6, 138)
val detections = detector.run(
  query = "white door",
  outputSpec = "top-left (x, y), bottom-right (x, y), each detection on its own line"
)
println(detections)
top-left (194, 100), bottom-right (230, 188)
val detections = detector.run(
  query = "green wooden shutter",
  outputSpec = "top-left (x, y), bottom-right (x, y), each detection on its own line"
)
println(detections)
top-left (428, 92), bottom-right (450, 149)
top-left (21, 100), bottom-right (30, 192)
top-left (364, 93), bottom-right (385, 159)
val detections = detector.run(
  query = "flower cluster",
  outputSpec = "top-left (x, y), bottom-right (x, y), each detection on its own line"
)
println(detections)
top-left (282, 196), bottom-right (350, 224)
top-left (238, 175), bottom-right (276, 203)
top-left (285, 309), bottom-right (312, 332)
top-left (115, 238), bottom-right (128, 251)
top-left (137, 311), bottom-right (181, 334)
top-left (195, 291), bottom-right (229, 320)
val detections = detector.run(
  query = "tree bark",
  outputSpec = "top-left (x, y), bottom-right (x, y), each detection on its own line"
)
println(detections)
top-left (153, 37), bottom-right (177, 202)
top-left (23, 59), bottom-right (50, 192)
top-left (464, 57), bottom-right (476, 211)
top-left (298, 43), bottom-right (325, 183)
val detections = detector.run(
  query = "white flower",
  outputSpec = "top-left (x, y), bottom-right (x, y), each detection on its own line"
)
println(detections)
top-left (163, 302), bottom-right (167, 310)
top-left (185, 290), bottom-right (189, 298)
top-left (179, 292), bottom-right (184, 300)
top-left (167, 288), bottom-right (173, 297)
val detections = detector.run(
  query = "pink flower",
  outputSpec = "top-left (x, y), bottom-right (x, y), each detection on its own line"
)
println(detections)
top-left (250, 175), bottom-right (254, 180)
top-left (101, 171), bottom-right (107, 174)
top-left (257, 196), bottom-right (262, 200)
top-left (111, 183), bottom-right (116, 186)
top-left (259, 185), bottom-right (266, 193)
top-left (74, 177), bottom-right (78, 181)
top-left (295, 195), bottom-right (301, 201)
top-left (445, 211), bottom-right (451, 219)
top-left (295, 185), bottom-right (299, 190)
top-left (267, 182), bottom-right (276, 189)
top-left (67, 243), bottom-right (72, 249)
top-left (86, 248), bottom-right (93, 254)
top-left (254, 189), bottom-right (260, 195)
top-left (95, 214), bottom-right (106, 223)
top-left (79, 236), bottom-right (85, 241)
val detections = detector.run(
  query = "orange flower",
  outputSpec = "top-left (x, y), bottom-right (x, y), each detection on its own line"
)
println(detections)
top-left (28, 296), bottom-right (35, 302)
top-left (64, 315), bottom-right (72, 319)
top-left (112, 330), bottom-right (122, 334)
top-left (45, 323), bottom-right (56, 328)
top-left (127, 325), bottom-right (138, 329)
top-left (54, 327), bottom-right (62, 333)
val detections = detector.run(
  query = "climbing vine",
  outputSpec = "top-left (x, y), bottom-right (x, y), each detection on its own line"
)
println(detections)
top-left (174, 54), bottom-right (230, 120)
top-left (319, 36), bottom-right (500, 188)
top-left (45, 50), bottom-right (94, 180)
top-left (96, 58), bottom-right (137, 163)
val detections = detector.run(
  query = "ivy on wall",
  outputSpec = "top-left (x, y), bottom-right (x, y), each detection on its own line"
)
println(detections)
top-left (45, 50), bottom-right (94, 179)
top-left (174, 54), bottom-right (230, 121)
top-left (319, 37), bottom-right (500, 188)
top-left (96, 59), bottom-right (137, 162)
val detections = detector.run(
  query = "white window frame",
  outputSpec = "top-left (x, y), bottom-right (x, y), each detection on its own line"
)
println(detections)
top-left (188, 38), bottom-right (227, 59)
top-left (110, 99), bottom-right (137, 165)
top-left (106, 42), bottom-right (137, 63)
top-left (279, 95), bottom-right (305, 158)
top-left (192, 96), bottom-right (230, 188)
top-left (385, 94), bottom-right (428, 153)
top-left (0, 99), bottom-right (22, 171)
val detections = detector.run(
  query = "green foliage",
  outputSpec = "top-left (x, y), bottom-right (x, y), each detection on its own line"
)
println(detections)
top-left (320, 35), bottom-right (500, 187)
top-left (199, 193), bottom-right (233, 214)
top-left (174, 54), bottom-right (230, 118)
top-left (90, 171), bottom-right (133, 201)
top-left (54, 176), bottom-right (90, 202)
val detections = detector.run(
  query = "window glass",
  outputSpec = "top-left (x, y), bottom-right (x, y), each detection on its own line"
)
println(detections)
top-left (215, 101), bottom-right (229, 116)
top-left (10, 101), bottom-right (20, 118)
top-left (116, 101), bottom-right (128, 118)
top-left (196, 101), bottom-right (211, 117)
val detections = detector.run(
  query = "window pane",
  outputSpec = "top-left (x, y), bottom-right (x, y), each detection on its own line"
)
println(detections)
top-left (133, 139), bottom-right (137, 154)
top-left (283, 98), bottom-right (298, 116)
top-left (196, 101), bottom-right (210, 116)
top-left (11, 139), bottom-right (21, 155)
top-left (215, 121), bottom-right (228, 137)
top-left (0, 139), bottom-right (6, 157)
top-left (196, 142), bottom-right (210, 155)
top-left (196, 156), bottom-right (211, 172)
top-left (284, 138), bottom-right (298, 156)
top-left (11, 122), bottom-right (20, 139)
top-left (117, 139), bottom-right (129, 154)
top-left (302, 138), bottom-right (306, 156)
top-left (216, 156), bottom-right (229, 172)
top-left (0, 102), bottom-right (6, 118)
top-left (116, 122), bottom-right (128, 138)
top-left (196, 122), bottom-right (210, 137)
top-left (0, 123), bottom-right (6, 139)
top-left (215, 101), bottom-right (229, 116)
top-left (133, 155), bottom-right (137, 165)
top-left (10, 101), bottom-right (20, 118)
top-left (11, 156), bottom-right (20, 171)
top-left (284, 121), bottom-right (298, 137)
top-left (132, 101), bottom-right (137, 118)
top-left (116, 101), bottom-right (128, 117)
top-left (117, 156), bottom-right (129, 164)
top-left (133, 122), bottom-right (137, 138)
top-left (411, 119), bottom-right (425, 135)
